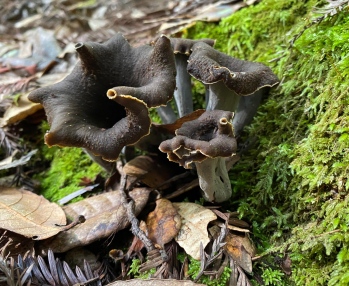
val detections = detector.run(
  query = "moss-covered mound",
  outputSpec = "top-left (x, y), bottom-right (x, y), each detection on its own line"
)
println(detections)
top-left (37, 144), bottom-right (104, 202)
top-left (186, 0), bottom-right (349, 285)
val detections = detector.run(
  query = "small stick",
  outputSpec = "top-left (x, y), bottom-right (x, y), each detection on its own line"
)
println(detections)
top-left (164, 178), bottom-right (199, 199)
top-left (155, 172), bottom-right (191, 190)
top-left (56, 215), bottom-right (85, 231)
top-left (119, 174), bottom-right (155, 252)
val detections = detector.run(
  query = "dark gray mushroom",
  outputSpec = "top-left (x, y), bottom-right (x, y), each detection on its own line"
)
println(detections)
top-left (159, 110), bottom-right (237, 202)
top-left (187, 41), bottom-right (279, 135)
top-left (28, 33), bottom-right (176, 161)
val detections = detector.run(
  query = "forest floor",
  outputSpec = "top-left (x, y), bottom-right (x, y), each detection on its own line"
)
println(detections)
top-left (1, 1), bottom-right (349, 286)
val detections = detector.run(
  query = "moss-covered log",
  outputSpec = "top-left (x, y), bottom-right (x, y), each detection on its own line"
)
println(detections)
top-left (186, 0), bottom-right (349, 285)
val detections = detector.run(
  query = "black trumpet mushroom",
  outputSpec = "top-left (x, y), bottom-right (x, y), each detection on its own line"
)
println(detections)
top-left (159, 110), bottom-right (237, 203)
top-left (187, 41), bottom-right (279, 135)
top-left (28, 33), bottom-right (176, 162)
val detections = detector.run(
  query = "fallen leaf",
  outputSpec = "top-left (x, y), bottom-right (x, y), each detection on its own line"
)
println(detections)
top-left (228, 217), bottom-right (250, 229)
top-left (224, 232), bottom-right (256, 273)
top-left (0, 187), bottom-right (66, 240)
top-left (0, 93), bottom-right (42, 127)
top-left (158, 1), bottom-right (249, 35)
top-left (38, 187), bottom-right (151, 253)
top-left (123, 156), bottom-right (171, 187)
top-left (153, 109), bottom-right (205, 135)
top-left (173, 202), bottom-right (217, 260)
top-left (145, 199), bottom-right (181, 247)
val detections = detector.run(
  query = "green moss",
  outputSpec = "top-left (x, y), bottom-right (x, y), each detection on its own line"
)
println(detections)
top-left (34, 121), bottom-right (104, 202)
top-left (186, 257), bottom-right (232, 286)
top-left (185, 0), bottom-right (349, 284)
top-left (261, 268), bottom-right (286, 286)
top-left (36, 146), bottom-right (104, 202)
top-left (128, 259), bottom-right (156, 279)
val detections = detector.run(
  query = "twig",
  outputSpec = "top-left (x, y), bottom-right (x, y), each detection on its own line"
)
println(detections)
top-left (313, 229), bottom-right (341, 238)
top-left (58, 183), bottom-right (99, 205)
top-left (56, 215), bottom-right (86, 231)
top-left (155, 172), bottom-right (191, 190)
top-left (164, 178), bottom-right (199, 200)
top-left (119, 174), bottom-right (155, 252)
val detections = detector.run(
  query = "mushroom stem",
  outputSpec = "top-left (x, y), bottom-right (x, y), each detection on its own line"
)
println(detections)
top-left (205, 84), bottom-right (210, 107)
top-left (174, 53), bottom-right (193, 117)
top-left (232, 89), bottom-right (265, 136)
top-left (157, 102), bottom-right (177, 124)
top-left (195, 157), bottom-right (232, 203)
top-left (206, 81), bottom-right (240, 111)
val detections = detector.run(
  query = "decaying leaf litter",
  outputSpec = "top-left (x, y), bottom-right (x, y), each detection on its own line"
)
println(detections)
top-left (0, 0), bottom-right (269, 285)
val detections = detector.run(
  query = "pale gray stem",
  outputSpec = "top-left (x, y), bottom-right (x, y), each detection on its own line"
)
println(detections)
top-left (174, 54), bottom-right (193, 117)
top-left (232, 89), bottom-right (265, 136)
top-left (205, 84), bottom-right (210, 107)
top-left (206, 81), bottom-right (240, 112)
top-left (195, 157), bottom-right (232, 203)
top-left (156, 102), bottom-right (177, 124)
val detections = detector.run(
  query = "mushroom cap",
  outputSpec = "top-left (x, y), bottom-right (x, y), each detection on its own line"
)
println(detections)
top-left (187, 42), bottom-right (279, 96)
top-left (159, 110), bottom-right (237, 168)
top-left (46, 92), bottom-right (150, 162)
top-left (107, 34), bottom-right (177, 107)
top-left (170, 38), bottom-right (215, 55)
top-left (28, 33), bottom-right (175, 160)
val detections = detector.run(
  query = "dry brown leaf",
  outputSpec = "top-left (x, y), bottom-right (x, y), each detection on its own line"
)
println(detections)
top-left (158, 1), bottom-right (248, 35)
top-left (224, 232), bottom-right (256, 273)
top-left (280, 253), bottom-right (292, 275)
top-left (107, 278), bottom-right (205, 286)
top-left (0, 93), bottom-right (42, 127)
top-left (173, 202), bottom-right (217, 260)
top-left (38, 187), bottom-right (151, 253)
top-left (123, 156), bottom-right (171, 187)
top-left (0, 187), bottom-right (66, 240)
top-left (145, 198), bottom-right (181, 247)
top-left (153, 109), bottom-right (205, 135)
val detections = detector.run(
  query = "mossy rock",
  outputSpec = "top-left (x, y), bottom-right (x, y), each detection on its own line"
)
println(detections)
top-left (186, 0), bottom-right (349, 285)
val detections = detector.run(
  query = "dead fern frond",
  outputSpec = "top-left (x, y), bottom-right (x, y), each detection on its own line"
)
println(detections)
top-left (314, 0), bottom-right (349, 17)
top-left (0, 246), bottom-right (103, 286)
top-left (272, 0), bottom-right (349, 61)
top-left (0, 127), bottom-right (19, 158)
top-left (194, 224), bottom-right (228, 282)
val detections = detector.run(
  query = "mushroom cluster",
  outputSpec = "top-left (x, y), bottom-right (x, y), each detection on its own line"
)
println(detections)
top-left (157, 37), bottom-right (279, 202)
top-left (29, 34), bottom-right (278, 203)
